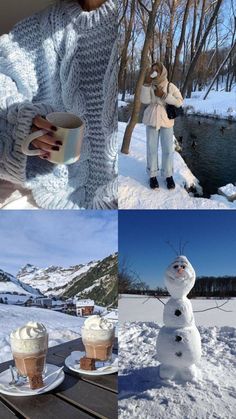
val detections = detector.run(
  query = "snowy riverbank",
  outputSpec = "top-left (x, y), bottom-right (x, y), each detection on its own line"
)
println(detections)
top-left (118, 122), bottom-right (236, 209)
top-left (184, 90), bottom-right (236, 120)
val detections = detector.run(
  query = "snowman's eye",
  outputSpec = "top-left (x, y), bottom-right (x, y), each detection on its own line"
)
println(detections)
top-left (173, 265), bottom-right (178, 269)
top-left (181, 265), bottom-right (186, 269)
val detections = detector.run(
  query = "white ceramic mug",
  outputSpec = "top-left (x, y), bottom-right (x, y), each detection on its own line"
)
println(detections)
top-left (21, 112), bottom-right (85, 165)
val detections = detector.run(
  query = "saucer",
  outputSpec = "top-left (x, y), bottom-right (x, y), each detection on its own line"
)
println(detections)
top-left (0, 364), bottom-right (64, 396)
top-left (65, 351), bottom-right (118, 376)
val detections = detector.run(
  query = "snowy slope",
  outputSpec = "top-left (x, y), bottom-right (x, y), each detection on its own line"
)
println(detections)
top-left (0, 269), bottom-right (41, 298)
top-left (63, 254), bottom-right (118, 308)
top-left (17, 261), bottom-right (99, 296)
top-left (0, 304), bottom-right (84, 364)
top-left (118, 122), bottom-right (236, 209)
top-left (119, 321), bottom-right (236, 419)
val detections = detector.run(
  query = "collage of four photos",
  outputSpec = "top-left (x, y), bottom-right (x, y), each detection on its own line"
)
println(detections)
top-left (0, 0), bottom-right (235, 418)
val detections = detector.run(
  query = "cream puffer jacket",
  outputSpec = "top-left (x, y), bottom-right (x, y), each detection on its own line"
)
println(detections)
top-left (141, 83), bottom-right (183, 130)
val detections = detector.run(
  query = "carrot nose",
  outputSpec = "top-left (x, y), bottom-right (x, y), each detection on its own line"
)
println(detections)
top-left (177, 267), bottom-right (184, 274)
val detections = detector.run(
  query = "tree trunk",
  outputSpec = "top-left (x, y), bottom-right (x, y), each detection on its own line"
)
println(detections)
top-left (164, 0), bottom-right (176, 76)
top-left (121, 0), bottom-right (161, 154)
top-left (203, 41), bottom-right (236, 100)
top-left (215, 16), bottom-right (219, 91)
top-left (118, 0), bottom-right (136, 95)
top-left (194, 0), bottom-right (206, 50)
top-left (171, 0), bottom-right (191, 82)
top-left (182, 0), bottom-right (223, 98)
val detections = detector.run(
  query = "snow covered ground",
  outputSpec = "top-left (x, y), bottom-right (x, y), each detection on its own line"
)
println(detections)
top-left (119, 295), bottom-right (236, 327)
top-left (118, 122), bottom-right (236, 209)
top-left (185, 90), bottom-right (236, 120)
top-left (119, 296), bottom-right (236, 418)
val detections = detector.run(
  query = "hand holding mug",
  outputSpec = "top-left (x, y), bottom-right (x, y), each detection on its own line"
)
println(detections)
top-left (31, 116), bottom-right (62, 160)
top-left (22, 112), bottom-right (85, 165)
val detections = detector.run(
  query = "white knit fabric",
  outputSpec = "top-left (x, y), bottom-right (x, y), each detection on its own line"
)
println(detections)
top-left (0, 0), bottom-right (118, 209)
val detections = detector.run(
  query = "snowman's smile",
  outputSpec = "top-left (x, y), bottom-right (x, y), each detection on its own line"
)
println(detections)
top-left (168, 272), bottom-right (188, 283)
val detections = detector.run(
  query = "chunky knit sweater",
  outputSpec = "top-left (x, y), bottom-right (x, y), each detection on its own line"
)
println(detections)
top-left (0, 0), bottom-right (118, 209)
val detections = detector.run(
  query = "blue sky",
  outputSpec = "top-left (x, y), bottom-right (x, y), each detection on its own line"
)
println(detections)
top-left (0, 211), bottom-right (118, 275)
top-left (119, 210), bottom-right (236, 288)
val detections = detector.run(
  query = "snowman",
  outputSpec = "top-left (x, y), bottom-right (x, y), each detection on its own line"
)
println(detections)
top-left (157, 255), bottom-right (201, 381)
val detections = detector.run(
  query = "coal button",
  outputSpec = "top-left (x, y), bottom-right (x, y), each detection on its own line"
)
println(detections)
top-left (175, 310), bottom-right (181, 316)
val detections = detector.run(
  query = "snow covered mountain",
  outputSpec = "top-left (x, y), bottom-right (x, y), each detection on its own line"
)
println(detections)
top-left (0, 269), bottom-right (42, 302)
top-left (17, 254), bottom-right (118, 307)
top-left (17, 262), bottom-right (97, 296)
top-left (62, 253), bottom-right (118, 307)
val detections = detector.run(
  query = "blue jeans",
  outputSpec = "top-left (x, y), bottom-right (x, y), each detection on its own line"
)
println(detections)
top-left (146, 126), bottom-right (174, 178)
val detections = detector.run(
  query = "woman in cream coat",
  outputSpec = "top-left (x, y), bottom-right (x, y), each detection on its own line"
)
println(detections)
top-left (141, 62), bottom-right (183, 190)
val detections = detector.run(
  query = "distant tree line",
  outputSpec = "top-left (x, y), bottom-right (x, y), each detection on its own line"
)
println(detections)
top-left (119, 265), bottom-right (236, 297)
top-left (189, 276), bottom-right (236, 298)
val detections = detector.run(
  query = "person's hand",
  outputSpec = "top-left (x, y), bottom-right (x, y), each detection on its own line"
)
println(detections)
top-left (144, 68), bottom-right (153, 85)
top-left (155, 87), bottom-right (164, 98)
top-left (31, 116), bottom-right (62, 160)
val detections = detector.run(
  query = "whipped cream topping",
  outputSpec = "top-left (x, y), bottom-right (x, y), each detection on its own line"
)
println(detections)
top-left (82, 316), bottom-right (115, 342)
top-left (83, 315), bottom-right (114, 331)
top-left (10, 322), bottom-right (48, 354)
top-left (11, 322), bottom-right (47, 340)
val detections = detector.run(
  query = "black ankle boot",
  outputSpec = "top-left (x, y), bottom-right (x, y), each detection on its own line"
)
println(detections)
top-left (166, 176), bottom-right (175, 189)
top-left (150, 177), bottom-right (159, 189)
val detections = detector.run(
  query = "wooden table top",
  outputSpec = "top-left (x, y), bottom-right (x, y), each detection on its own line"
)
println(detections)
top-left (0, 338), bottom-right (118, 419)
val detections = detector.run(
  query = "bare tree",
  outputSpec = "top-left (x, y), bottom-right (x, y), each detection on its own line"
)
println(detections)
top-left (203, 41), bottom-right (236, 99)
top-left (118, 0), bottom-right (136, 101)
top-left (121, 0), bottom-right (161, 154)
top-left (171, 0), bottom-right (191, 82)
top-left (182, 0), bottom-right (224, 97)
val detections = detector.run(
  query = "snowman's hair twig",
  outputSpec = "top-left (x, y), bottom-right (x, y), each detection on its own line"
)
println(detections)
top-left (165, 241), bottom-right (179, 256)
top-left (193, 299), bottom-right (232, 313)
top-left (180, 241), bottom-right (189, 254)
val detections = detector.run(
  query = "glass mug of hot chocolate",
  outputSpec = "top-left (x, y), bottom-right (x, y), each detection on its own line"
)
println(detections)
top-left (10, 322), bottom-right (48, 390)
top-left (81, 315), bottom-right (115, 361)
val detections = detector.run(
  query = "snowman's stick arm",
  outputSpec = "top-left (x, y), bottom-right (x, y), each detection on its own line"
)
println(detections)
top-left (193, 299), bottom-right (232, 313)
top-left (142, 296), bottom-right (166, 305)
top-left (154, 296), bottom-right (166, 305)
top-left (215, 300), bottom-right (232, 312)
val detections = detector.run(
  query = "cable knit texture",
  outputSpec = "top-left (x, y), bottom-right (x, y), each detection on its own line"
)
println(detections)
top-left (0, 0), bottom-right (118, 209)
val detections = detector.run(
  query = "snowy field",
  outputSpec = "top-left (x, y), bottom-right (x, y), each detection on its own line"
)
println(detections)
top-left (119, 295), bottom-right (236, 327)
top-left (185, 90), bottom-right (236, 120)
top-left (118, 122), bottom-right (236, 209)
top-left (0, 304), bottom-right (84, 364)
top-left (119, 296), bottom-right (236, 418)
